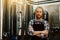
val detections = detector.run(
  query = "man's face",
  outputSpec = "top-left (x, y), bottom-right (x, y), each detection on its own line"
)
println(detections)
top-left (35, 8), bottom-right (43, 19)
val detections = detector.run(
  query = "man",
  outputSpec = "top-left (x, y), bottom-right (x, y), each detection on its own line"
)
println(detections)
top-left (28, 7), bottom-right (49, 40)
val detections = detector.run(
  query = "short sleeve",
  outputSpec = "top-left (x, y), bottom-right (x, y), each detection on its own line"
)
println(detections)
top-left (29, 20), bottom-right (34, 26)
top-left (28, 20), bottom-right (34, 35)
top-left (44, 21), bottom-right (50, 30)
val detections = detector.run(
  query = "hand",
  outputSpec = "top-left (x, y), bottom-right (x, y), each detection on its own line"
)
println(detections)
top-left (41, 34), bottom-right (48, 38)
top-left (36, 34), bottom-right (41, 37)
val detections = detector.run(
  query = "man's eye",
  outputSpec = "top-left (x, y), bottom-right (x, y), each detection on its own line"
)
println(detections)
top-left (40, 11), bottom-right (42, 13)
top-left (37, 11), bottom-right (42, 13)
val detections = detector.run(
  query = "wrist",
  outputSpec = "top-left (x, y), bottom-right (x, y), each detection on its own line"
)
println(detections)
top-left (39, 31), bottom-right (42, 34)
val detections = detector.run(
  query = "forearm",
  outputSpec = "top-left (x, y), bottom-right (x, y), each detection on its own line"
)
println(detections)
top-left (33, 31), bottom-right (42, 35)
top-left (29, 30), bottom-right (48, 36)
top-left (41, 30), bottom-right (48, 35)
top-left (34, 30), bottom-right (48, 37)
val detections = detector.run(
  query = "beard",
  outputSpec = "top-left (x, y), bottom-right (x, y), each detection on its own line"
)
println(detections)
top-left (36, 15), bottom-right (42, 19)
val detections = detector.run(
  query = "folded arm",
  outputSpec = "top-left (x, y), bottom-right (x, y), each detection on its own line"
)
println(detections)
top-left (28, 25), bottom-right (49, 37)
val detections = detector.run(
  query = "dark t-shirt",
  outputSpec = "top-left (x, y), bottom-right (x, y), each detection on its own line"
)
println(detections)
top-left (28, 19), bottom-right (49, 36)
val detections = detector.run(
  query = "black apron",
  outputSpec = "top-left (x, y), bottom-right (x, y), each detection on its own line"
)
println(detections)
top-left (31, 20), bottom-right (47, 40)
